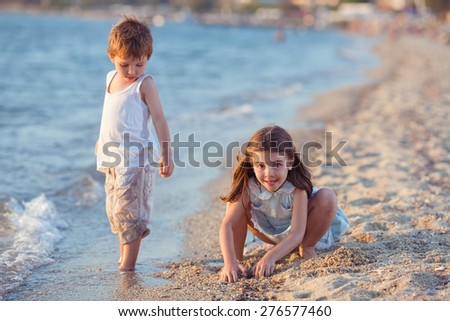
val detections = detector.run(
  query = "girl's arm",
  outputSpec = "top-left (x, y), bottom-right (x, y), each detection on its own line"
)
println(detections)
top-left (141, 77), bottom-right (174, 177)
top-left (253, 188), bottom-right (308, 278)
top-left (219, 194), bottom-right (249, 283)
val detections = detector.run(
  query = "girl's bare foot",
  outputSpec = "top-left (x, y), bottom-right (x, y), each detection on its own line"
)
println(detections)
top-left (299, 246), bottom-right (318, 259)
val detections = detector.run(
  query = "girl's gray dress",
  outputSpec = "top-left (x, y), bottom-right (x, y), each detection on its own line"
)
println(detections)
top-left (247, 177), bottom-right (349, 249)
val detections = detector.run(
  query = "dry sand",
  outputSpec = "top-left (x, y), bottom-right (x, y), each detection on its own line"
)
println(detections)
top-left (115, 35), bottom-right (450, 301)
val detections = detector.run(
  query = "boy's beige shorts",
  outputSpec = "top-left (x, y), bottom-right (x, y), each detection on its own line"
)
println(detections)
top-left (104, 165), bottom-right (155, 244)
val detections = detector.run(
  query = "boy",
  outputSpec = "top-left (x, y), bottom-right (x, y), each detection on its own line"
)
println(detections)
top-left (96, 16), bottom-right (174, 271)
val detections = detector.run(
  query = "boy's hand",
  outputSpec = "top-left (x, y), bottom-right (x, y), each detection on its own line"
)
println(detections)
top-left (159, 157), bottom-right (174, 177)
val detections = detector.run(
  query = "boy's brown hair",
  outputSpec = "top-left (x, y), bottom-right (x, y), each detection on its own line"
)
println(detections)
top-left (107, 16), bottom-right (153, 60)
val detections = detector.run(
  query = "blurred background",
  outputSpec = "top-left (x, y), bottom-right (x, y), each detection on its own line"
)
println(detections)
top-left (1, 1), bottom-right (450, 43)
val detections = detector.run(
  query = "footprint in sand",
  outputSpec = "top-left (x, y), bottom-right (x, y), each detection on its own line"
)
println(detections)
top-left (350, 149), bottom-right (380, 160)
top-left (331, 276), bottom-right (352, 288)
top-left (293, 292), bottom-right (311, 299)
top-left (350, 221), bottom-right (390, 242)
top-left (412, 216), bottom-right (443, 230)
top-left (357, 221), bottom-right (389, 232)
top-left (349, 197), bottom-right (382, 206)
top-left (357, 161), bottom-right (380, 171)
top-left (352, 232), bottom-right (378, 243)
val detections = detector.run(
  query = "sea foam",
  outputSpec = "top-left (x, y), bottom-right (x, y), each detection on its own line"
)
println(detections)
top-left (0, 194), bottom-right (68, 297)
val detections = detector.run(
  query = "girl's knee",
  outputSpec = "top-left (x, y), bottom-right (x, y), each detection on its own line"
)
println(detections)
top-left (313, 187), bottom-right (337, 214)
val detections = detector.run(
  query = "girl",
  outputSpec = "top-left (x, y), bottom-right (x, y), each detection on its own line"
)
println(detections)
top-left (219, 125), bottom-right (349, 282)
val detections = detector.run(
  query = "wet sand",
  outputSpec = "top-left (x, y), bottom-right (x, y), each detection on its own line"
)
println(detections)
top-left (114, 35), bottom-right (450, 301)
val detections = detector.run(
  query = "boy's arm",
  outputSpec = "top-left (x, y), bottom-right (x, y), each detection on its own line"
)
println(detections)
top-left (253, 188), bottom-right (308, 278)
top-left (141, 77), bottom-right (174, 177)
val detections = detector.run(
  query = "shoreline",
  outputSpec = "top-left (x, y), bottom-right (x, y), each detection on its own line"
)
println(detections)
top-left (114, 34), bottom-right (450, 301)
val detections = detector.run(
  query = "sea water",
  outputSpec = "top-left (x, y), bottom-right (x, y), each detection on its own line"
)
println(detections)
top-left (0, 13), bottom-right (378, 300)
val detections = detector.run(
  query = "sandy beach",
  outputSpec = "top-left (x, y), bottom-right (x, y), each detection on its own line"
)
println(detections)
top-left (106, 34), bottom-right (450, 301)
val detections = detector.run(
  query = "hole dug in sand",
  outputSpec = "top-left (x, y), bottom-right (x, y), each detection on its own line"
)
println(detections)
top-left (299, 247), bottom-right (377, 277)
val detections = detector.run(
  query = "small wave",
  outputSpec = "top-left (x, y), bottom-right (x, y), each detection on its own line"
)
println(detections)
top-left (246, 82), bottom-right (303, 101)
top-left (55, 174), bottom-right (104, 208)
top-left (73, 176), bottom-right (103, 207)
top-left (338, 48), bottom-right (367, 61)
top-left (0, 194), bottom-right (68, 297)
top-left (171, 103), bottom-right (255, 125)
top-left (214, 103), bottom-right (254, 117)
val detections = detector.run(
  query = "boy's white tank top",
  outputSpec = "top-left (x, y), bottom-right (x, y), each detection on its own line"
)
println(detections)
top-left (96, 71), bottom-right (158, 172)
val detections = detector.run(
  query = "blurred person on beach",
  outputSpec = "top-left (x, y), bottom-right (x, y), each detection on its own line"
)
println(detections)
top-left (95, 16), bottom-right (174, 272)
top-left (219, 125), bottom-right (349, 282)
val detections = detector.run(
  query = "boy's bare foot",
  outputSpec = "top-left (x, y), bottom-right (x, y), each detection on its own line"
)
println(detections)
top-left (119, 264), bottom-right (135, 272)
top-left (299, 246), bottom-right (318, 259)
top-left (118, 236), bottom-right (141, 271)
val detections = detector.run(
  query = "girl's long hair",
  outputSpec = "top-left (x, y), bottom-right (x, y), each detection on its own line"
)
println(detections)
top-left (221, 125), bottom-right (313, 203)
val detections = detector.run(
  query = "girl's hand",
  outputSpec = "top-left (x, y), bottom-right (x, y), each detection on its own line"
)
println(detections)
top-left (252, 255), bottom-right (275, 279)
top-left (220, 262), bottom-right (248, 283)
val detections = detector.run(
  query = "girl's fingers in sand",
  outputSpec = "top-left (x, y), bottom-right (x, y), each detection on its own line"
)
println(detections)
top-left (253, 258), bottom-right (275, 279)
top-left (237, 262), bottom-right (249, 277)
top-left (221, 262), bottom-right (250, 282)
top-left (220, 267), bottom-right (239, 283)
top-left (221, 271), bottom-right (237, 283)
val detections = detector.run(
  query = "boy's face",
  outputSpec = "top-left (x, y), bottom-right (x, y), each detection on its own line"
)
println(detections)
top-left (110, 55), bottom-right (148, 83)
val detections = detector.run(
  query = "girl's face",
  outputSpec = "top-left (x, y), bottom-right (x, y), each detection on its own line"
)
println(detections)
top-left (110, 55), bottom-right (148, 83)
top-left (252, 150), bottom-right (292, 192)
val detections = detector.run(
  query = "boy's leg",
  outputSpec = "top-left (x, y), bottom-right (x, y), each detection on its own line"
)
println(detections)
top-left (114, 166), bottom-right (152, 271)
top-left (300, 187), bottom-right (337, 258)
top-left (119, 241), bottom-right (123, 265)
top-left (119, 236), bottom-right (142, 272)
